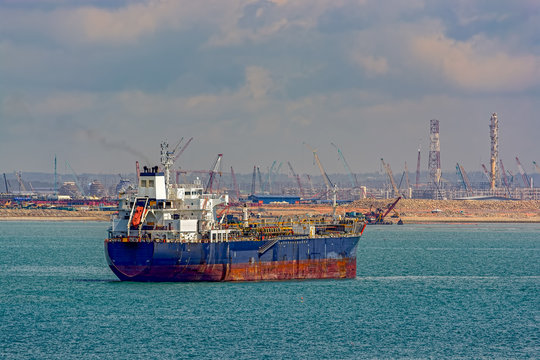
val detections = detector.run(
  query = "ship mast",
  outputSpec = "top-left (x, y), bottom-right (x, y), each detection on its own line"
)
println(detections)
top-left (160, 142), bottom-right (174, 192)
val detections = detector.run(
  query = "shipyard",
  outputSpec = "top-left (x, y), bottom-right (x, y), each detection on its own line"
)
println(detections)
top-left (1, 115), bottom-right (539, 223)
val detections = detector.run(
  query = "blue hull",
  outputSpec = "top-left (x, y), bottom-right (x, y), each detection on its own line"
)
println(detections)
top-left (105, 236), bottom-right (360, 282)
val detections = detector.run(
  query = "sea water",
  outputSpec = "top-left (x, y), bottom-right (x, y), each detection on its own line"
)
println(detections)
top-left (0, 222), bottom-right (538, 359)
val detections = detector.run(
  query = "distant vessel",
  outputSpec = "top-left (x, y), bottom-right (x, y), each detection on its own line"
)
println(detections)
top-left (105, 142), bottom-right (366, 282)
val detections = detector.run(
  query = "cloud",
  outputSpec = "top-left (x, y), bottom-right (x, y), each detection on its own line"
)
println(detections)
top-left (411, 33), bottom-right (540, 92)
top-left (351, 55), bottom-right (389, 76)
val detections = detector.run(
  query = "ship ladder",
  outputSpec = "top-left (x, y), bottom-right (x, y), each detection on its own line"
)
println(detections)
top-left (258, 238), bottom-right (279, 255)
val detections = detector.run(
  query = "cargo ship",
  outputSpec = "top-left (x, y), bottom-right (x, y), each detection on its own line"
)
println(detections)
top-left (105, 142), bottom-right (366, 282)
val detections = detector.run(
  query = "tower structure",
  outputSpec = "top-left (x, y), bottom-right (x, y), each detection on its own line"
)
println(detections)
top-left (428, 119), bottom-right (441, 187)
top-left (489, 113), bottom-right (499, 190)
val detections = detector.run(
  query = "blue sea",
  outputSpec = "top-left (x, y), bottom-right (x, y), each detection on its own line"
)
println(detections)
top-left (0, 222), bottom-right (538, 359)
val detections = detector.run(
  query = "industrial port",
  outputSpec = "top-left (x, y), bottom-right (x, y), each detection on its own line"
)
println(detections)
top-left (1, 114), bottom-right (539, 222)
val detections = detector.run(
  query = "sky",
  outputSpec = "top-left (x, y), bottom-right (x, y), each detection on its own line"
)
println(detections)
top-left (1, 0), bottom-right (539, 176)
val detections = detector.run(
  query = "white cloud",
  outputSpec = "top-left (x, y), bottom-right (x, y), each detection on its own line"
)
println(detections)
top-left (411, 33), bottom-right (540, 92)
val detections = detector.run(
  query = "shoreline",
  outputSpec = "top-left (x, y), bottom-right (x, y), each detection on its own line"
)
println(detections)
top-left (0, 215), bottom-right (537, 224)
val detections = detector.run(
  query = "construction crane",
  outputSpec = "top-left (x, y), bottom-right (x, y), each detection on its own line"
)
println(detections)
top-left (305, 174), bottom-right (315, 195)
top-left (304, 142), bottom-right (333, 192)
top-left (481, 164), bottom-right (491, 182)
top-left (515, 157), bottom-right (531, 188)
top-left (267, 161), bottom-right (276, 194)
top-left (3, 173), bottom-right (10, 193)
top-left (499, 159), bottom-right (511, 193)
top-left (287, 161), bottom-right (304, 197)
top-left (415, 146), bottom-right (421, 189)
top-left (15, 171), bottom-right (26, 192)
top-left (331, 142), bottom-right (359, 188)
top-left (381, 158), bottom-right (400, 197)
top-left (533, 161), bottom-right (540, 174)
top-left (250, 166), bottom-right (257, 196)
top-left (456, 163), bottom-right (472, 196)
top-left (404, 161), bottom-right (411, 191)
top-left (257, 167), bottom-right (264, 193)
top-left (205, 154), bottom-right (223, 193)
top-left (65, 161), bottom-right (85, 197)
top-left (230, 166), bottom-right (240, 201)
top-left (173, 137), bottom-right (193, 163)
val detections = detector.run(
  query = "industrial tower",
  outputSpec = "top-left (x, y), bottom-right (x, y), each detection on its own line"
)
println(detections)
top-left (428, 119), bottom-right (441, 187)
top-left (489, 113), bottom-right (499, 190)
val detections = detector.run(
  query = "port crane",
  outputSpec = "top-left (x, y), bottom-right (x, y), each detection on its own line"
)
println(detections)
top-left (515, 157), bottom-right (531, 188)
top-left (331, 142), bottom-right (359, 188)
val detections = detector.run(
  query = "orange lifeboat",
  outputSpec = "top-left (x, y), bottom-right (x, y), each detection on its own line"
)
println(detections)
top-left (131, 206), bottom-right (145, 227)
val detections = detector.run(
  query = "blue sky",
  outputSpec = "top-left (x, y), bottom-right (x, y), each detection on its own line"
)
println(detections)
top-left (1, 0), bottom-right (539, 176)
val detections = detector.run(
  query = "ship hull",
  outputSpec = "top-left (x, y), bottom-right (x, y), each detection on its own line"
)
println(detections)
top-left (105, 236), bottom-right (359, 282)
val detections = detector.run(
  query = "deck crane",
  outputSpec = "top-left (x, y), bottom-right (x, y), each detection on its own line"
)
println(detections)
top-left (287, 161), bottom-right (304, 197)
top-left (304, 142), bottom-right (333, 192)
top-left (250, 166), bottom-right (257, 196)
top-left (331, 142), bottom-right (359, 188)
top-left (456, 163), bottom-right (472, 196)
top-left (381, 158), bottom-right (401, 198)
top-left (515, 157), bottom-right (531, 188)
top-left (205, 154), bottom-right (223, 193)
top-left (230, 166), bottom-right (240, 201)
